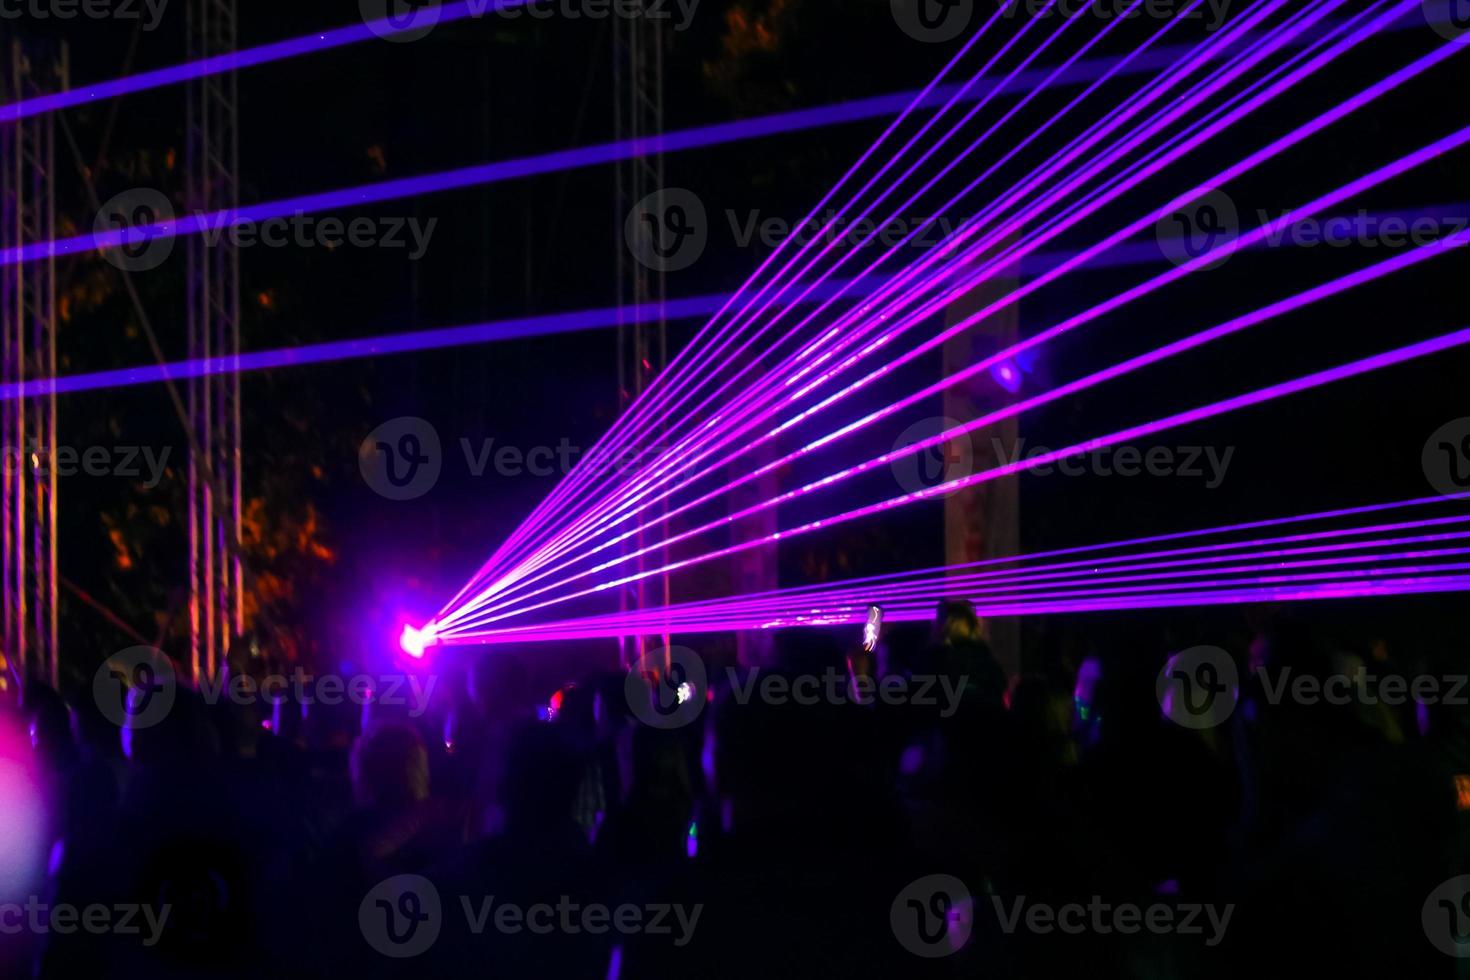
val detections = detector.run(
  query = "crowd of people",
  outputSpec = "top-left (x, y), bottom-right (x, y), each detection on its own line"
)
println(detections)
top-left (0, 602), bottom-right (1465, 977)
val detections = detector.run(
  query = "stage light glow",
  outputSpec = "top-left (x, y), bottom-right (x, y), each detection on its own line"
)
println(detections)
top-left (465, 530), bottom-right (1470, 636)
top-left (501, 495), bottom-right (1470, 637)
top-left (437, 573), bottom-right (1470, 646)
top-left (464, 0), bottom-right (1420, 598)
top-left (399, 622), bottom-right (438, 660)
top-left (542, 0), bottom-right (1337, 485)
top-left (441, 214), bottom-right (1470, 630)
top-left (432, 497), bottom-right (1470, 643)
top-left (441, 317), bottom-right (1470, 633)
top-left (519, 0), bottom-right (1276, 560)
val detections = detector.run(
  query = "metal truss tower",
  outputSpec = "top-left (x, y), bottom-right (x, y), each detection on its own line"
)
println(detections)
top-left (0, 39), bottom-right (65, 689)
top-left (613, 3), bottom-right (669, 665)
top-left (186, 0), bottom-right (243, 681)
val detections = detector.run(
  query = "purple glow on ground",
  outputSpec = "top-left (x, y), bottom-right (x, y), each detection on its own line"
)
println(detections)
top-left (0, 723), bottom-right (46, 901)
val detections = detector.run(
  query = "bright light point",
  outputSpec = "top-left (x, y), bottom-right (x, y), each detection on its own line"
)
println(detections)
top-left (399, 622), bottom-right (438, 659)
top-left (676, 682), bottom-right (694, 704)
top-left (991, 360), bottom-right (1024, 393)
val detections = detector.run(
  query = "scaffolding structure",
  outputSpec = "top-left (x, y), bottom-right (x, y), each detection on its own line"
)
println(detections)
top-left (0, 39), bottom-right (65, 689)
top-left (613, 3), bottom-right (669, 665)
top-left (186, 0), bottom-right (243, 681)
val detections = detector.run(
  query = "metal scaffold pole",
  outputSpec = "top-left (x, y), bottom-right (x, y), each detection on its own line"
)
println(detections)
top-left (613, 2), bottom-right (669, 666)
top-left (186, 0), bottom-right (243, 681)
top-left (1, 38), bottom-right (65, 690)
